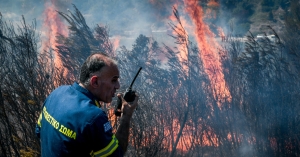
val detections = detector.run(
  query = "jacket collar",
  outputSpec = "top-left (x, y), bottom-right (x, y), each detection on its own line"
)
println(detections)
top-left (71, 82), bottom-right (100, 107)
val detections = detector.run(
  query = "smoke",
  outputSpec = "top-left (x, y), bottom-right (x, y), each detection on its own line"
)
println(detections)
top-left (0, 0), bottom-right (237, 45)
top-left (0, 0), bottom-right (230, 50)
top-left (0, 0), bottom-right (42, 29)
top-left (239, 141), bottom-right (254, 157)
top-left (2, 0), bottom-right (298, 156)
top-left (39, 0), bottom-right (69, 76)
top-left (41, 0), bottom-right (69, 48)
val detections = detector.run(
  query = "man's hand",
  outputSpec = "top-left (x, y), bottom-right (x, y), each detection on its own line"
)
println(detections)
top-left (115, 93), bottom-right (139, 153)
top-left (117, 93), bottom-right (139, 117)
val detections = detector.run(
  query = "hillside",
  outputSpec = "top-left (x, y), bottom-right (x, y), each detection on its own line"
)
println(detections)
top-left (219, 0), bottom-right (290, 36)
top-left (249, 2), bottom-right (287, 35)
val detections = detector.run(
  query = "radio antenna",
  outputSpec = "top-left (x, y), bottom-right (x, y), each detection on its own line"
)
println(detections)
top-left (129, 67), bottom-right (142, 89)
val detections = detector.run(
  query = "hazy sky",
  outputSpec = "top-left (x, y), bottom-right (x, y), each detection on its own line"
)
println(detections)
top-left (0, 0), bottom-right (184, 48)
top-left (0, 0), bottom-right (175, 32)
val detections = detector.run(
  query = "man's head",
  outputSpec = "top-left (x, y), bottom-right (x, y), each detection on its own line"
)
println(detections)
top-left (79, 53), bottom-right (120, 103)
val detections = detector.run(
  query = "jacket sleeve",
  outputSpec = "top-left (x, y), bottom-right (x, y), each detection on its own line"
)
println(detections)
top-left (84, 111), bottom-right (123, 157)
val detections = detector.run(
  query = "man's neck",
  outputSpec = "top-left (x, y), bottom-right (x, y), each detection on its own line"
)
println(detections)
top-left (79, 82), bottom-right (87, 89)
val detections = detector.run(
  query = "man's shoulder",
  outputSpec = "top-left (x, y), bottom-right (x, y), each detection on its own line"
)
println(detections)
top-left (48, 85), bottom-right (71, 97)
top-left (84, 106), bottom-right (108, 124)
top-left (84, 108), bottom-right (112, 135)
top-left (44, 84), bottom-right (103, 123)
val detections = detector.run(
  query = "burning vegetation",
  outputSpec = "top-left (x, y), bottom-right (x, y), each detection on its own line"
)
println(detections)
top-left (0, 0), bottom-right (300, 157)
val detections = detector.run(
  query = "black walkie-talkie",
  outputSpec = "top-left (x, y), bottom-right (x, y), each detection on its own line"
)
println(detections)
top-left (114, 67), bottom-right (142, 116)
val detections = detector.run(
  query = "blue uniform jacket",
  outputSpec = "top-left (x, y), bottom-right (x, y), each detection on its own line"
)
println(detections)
top-left (36, 82), bottom-right (123, 157)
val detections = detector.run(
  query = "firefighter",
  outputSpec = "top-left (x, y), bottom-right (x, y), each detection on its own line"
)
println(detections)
top-left (36, 53), bottom-right (138, 156)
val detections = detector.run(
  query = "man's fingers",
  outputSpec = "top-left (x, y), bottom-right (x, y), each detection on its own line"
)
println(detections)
top-left (117, 109), bottom-right (122, 113)
top-left (117, 93), bottom-right (123, 98)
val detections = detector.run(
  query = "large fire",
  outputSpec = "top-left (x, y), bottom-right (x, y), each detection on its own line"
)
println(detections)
top-left (163, 0), bottom-right (232, 152)
top-left (42, 0), bottom-right (68, 74)
top-left (39, 0), bottom-right (232, 153)
top-left (184, 0), bottom-right (231, 102)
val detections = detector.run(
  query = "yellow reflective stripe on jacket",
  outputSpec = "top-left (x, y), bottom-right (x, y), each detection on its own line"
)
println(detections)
top-left (37, 112), bottom-right (43, 127)
top-left (94, 100), bottom-right (100, 108)
top-left (91, 135), bottom-right (119, 157)
top-left (90, 150), bottom-right (95, 157)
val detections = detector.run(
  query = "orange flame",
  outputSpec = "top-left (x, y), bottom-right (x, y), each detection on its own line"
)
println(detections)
top-left (42, 0), bottom-right (68, 74)
top-left (217, 27), bottom-right (226, 42)
top-left (207, 0), bottom-right (220, 8)
top-left (165, 119), bottom-right (219, 151)
top-left (184, 0), bottom-right (231, 103)
top-left (112, 36), bottom-right (121, 52)
top-left (217, 27), bottom-right (225, 38)
top-left (207, 0), bottom-right (220, 19)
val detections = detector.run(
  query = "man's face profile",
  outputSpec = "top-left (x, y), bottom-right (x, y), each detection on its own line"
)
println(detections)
top-left (94, 64), bottom-right (120, 103)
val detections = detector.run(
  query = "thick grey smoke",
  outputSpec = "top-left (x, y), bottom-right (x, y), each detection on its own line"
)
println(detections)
top-left (0, 0), bottom-right (178, 49)
top-left (71, 0), bottom-right (176, 48)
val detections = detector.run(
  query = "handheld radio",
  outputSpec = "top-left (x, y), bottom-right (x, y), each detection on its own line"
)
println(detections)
top-left (114, 67), bottom-right (142, 116)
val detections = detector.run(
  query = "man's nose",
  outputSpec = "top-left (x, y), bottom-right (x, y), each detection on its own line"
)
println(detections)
top-left (116, 81), bottom-right (120, 89)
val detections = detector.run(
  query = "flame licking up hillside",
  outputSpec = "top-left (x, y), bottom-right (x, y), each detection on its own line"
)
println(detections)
top-left (169, 0), bottom-right (231, 102)
top-left (162, 0), bottom-right (231, 152)
top-left (184, 0), bottom-right (231, 102)
top-left (42, 0), bottom-right (68, 73)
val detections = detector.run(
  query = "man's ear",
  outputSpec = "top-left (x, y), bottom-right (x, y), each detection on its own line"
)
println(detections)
top-left (90, 76), bottom-right (98, 88)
